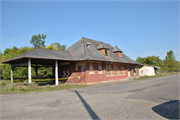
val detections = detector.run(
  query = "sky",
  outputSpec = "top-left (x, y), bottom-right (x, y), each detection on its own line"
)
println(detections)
top-left (1, 0), bottom-right (179, 61)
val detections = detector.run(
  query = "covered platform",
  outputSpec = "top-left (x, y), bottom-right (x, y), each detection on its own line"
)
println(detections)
top-left (1, 48), bottom-right (74, 86)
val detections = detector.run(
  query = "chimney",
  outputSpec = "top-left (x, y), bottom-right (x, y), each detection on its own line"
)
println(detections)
top-left (112, 46), bottom-right (122, 58)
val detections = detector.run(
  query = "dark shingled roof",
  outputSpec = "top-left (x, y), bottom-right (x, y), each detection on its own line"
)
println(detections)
top-left (66, 37), bottom-right (141, 64)
top-left (2, 37), bottom-right (141, 65)
top-left (97, 42), bottom-right (109, 50)
top-left (2, 48), bottom-right (74, 63)
top-left (112, 46), bottom-right (122, 52)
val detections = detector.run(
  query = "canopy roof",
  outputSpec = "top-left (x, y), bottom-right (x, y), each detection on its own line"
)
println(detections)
top-left (1, 48), bottom-right (74, 64)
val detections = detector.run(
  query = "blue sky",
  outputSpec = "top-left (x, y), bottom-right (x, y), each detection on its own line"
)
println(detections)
top-left (1, 0), bottom-right (179, 61)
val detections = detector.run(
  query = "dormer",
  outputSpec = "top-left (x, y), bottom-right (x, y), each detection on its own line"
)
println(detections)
top-left (112, 46), bottom-right (122, 58)
top-left (97, 42), bottom-right (109, 56)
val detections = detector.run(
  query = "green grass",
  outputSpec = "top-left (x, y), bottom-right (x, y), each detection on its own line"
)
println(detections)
top-left (0, 80), bottom-right (88, 94)
top-left (134, 72), bottom-right (180, 80)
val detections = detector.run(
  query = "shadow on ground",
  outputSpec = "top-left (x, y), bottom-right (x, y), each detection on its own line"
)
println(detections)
top-left (75, 90), bottom-right (100, 120)
top-left (152, 100), bottom-right (179, 119)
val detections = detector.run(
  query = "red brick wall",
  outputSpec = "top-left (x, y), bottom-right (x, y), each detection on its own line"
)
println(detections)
top-left (58, 61), bottom-right (139, 84)
top-left (130, 67), bottom-right (133, 76)
top-left (113, 52), bottom-right (122, 58)
top-left (88, 62), bottom-right (128, 83)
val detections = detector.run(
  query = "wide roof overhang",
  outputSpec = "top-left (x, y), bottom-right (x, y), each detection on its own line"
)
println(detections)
top-left (1, 48), bottom-right (74, 65)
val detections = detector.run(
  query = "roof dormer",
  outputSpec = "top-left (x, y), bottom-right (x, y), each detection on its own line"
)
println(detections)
top-left (112, 46), bottom-right (122, 58)
top-left (97, 42), bottom-right (109, 56)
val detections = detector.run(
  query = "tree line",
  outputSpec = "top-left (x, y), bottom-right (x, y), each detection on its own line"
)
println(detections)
top-left (136, 50), bottom-right (180, 72)
top-left (1, 34), bottom-right (67, 79)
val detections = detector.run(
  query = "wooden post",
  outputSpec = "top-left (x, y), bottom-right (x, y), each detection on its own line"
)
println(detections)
top-left (11, 64), bottom-right (13, 86)
top-left (55, 60), bottom-right (58, 85)
top-left (28, 58), bottom-right (31, 83)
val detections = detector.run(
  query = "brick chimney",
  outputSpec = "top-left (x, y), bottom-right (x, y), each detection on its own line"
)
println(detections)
top-left (112, 46), bottom-right (122, 58)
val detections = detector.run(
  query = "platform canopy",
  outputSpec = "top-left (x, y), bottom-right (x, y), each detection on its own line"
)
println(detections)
top-left (1, 48), bottom-right (74, 86)
top-left (1, 48), bottom-right (74, 65)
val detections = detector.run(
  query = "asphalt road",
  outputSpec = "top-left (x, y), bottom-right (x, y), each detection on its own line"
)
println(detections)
top-left (0, 74), bottom-right (179, 120)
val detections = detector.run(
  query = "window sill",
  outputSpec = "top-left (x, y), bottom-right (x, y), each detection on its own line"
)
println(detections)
top-left (98, 72), bottom-right (103, 74)
top-left (90, 72), bottom-right (95, 74)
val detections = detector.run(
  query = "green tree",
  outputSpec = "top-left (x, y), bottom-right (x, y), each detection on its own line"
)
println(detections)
top-left (162, 50), bottom-right (179, 72)
top-left (52, 42), bottom-right (67, 51)
top-left (47, 44), bottom-right (58, 50)
top-left (136, 56), bottom-right (162, 67)
top-left (136, 57), bottom-right (144, 64)
top-left (165, 50), bottom-right (175, 60)
top-left (30, 34), bottom-right (47, 49)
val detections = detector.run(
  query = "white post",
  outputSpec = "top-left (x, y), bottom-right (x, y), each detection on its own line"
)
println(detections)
top-left (55, 60), bottom-right (58, 85)
top-left (11, 64), bottom-right (13, 86)
top-left (28, 58), bottom-right (31, 83)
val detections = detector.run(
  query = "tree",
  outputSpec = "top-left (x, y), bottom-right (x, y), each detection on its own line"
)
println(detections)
top-left (165, 50), bottom-right (175, 60)
top-left (47, 44), bottom-right (58, 50)
top-left (136, 56), bottom-right (162, 67)
top-left (162, 50), bottom-right (179, 72)
top-left (144, 56), bottom-right (162, 67)
top-left (136, 57), bottom-right (144, 64)
top-left (52, 42), bottom-right (66, 51)
top-left (30, 34), bottom-right (47, 49)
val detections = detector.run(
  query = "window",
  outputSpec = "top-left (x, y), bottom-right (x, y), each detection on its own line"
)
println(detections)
top-left (105, 50), bottom-right (108, 56)
top-left (133, 68), bottom-right (136, 73)
top-left (90, 63), bottom-right (93, 73)
top-left (113, 65), bottom-right (119, 75)
top-left (120, 66), bottom-right (125, 74)
top-left (98, 64), bottom-right (102, 73)
top-left (106, 65), bottom-right (111, 75)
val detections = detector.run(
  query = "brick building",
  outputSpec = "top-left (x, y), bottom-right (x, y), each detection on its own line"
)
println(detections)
top-left (2, 37), bottom-right (142, 85)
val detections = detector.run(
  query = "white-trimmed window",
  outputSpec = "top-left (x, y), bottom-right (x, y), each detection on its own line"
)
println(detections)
top-left (98, 64), bottom-right (102, 74)
top-left (90, 63), bottom-right (94, 73)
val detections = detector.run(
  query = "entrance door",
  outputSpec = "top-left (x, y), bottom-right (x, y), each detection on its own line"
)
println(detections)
top-left (128, 67), bottom-right (130, 77)
top-left (62, 65), bottom-right (70, 77)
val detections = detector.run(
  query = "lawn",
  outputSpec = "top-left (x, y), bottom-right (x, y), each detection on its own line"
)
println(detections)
top-left (134, 72), bottom-right (180, 80)
top-left (0, 80), bottom-right (88, 94)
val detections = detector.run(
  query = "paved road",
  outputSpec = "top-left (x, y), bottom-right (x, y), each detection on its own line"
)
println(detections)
top-left (0, 74), bottom-right (179, 120)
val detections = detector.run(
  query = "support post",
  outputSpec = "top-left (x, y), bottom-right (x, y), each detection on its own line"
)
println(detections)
top-left (55, 60), bottom-right (58, 85)
top-left (11, 64), bottom-right (13, 86)
top-left (28, 58), bottom-right (31, 83)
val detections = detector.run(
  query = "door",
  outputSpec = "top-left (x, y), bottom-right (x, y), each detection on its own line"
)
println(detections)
top-left (62, 65), bottom-right (70, 77)
top-left (128, 67), bottom-right (130, 77)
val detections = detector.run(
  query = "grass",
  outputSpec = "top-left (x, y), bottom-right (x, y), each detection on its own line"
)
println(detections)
top-left (0, 80), bottom-right (88, 94)
top-left (134, 72), bottom-right (180, 80)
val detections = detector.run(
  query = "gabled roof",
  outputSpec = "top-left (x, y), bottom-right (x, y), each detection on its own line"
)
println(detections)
top-left (97, 42), bottom-right (109, 50)
top-left (66, 37), bottom-right (141, 64)
top-left (112, 46), bottom-right (122, 52)
top-left (2, 37), bottom-right (142, 65)
top-left (2, 48), bottom-right (74, 63)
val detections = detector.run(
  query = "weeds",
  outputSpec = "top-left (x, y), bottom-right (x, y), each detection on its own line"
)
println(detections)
top-left (134, 72), bottom-right (180, 80)
top-left (0, 80), bottom-right (88, 94)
